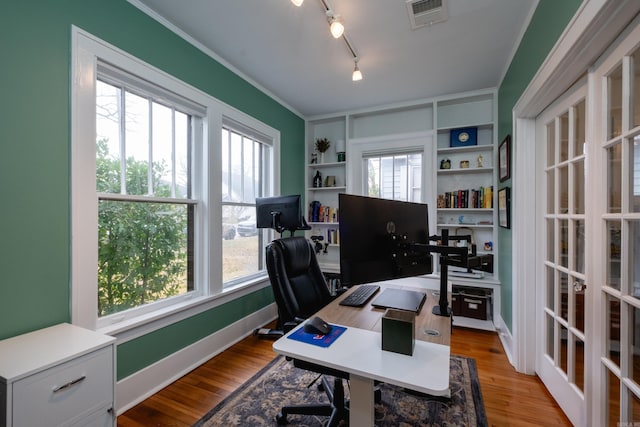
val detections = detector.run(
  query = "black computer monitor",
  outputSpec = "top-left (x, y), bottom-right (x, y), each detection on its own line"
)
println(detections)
top-left (256, 195), bottom-right (306, 235)
top-left (338, 193), bottom-right (433, 287)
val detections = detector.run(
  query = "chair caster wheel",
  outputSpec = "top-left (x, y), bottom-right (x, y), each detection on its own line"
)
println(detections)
top-left (276, 412), bottom-right (288, 425)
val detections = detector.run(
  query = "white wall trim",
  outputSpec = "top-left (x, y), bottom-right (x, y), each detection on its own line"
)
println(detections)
top-left (115, 303), bottom-right (278, 414)
top-left (494, 313), bottom-right (514, 366)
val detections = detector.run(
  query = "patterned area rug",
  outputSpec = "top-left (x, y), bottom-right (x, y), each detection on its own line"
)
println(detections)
top-left (194, 355), bottom-right (487, 426)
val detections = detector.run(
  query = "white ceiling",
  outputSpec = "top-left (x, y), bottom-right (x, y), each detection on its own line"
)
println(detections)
top-left (130, 0), bottom-right (537, 118)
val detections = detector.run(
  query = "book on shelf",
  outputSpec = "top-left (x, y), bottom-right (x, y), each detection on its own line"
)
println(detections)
top-left (438, 186), bottom-right (493, 209)
top-left (308, 201), bottom-right (339, 223)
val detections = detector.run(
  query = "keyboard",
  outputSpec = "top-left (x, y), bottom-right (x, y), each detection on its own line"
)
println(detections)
top-left (339, 284), bottom-right (380, 307)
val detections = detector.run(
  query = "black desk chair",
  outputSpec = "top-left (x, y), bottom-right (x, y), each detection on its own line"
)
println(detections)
top-left (265, 236), bottom-right (349, 426)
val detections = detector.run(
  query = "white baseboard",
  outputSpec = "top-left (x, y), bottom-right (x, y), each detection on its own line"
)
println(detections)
top-left (493, 314), bottom-right (515, 367)
top-left (115, 303), bottom-right (278, 414)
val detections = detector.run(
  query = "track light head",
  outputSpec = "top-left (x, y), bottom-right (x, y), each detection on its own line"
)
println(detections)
top-left (352, 61), bottom-right (363, 81)
top-left (326, 11), bottom-right (344, 39)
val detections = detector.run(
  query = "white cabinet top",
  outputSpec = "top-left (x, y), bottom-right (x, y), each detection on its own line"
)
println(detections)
top-left (0, 323), bottom-right (115, 382)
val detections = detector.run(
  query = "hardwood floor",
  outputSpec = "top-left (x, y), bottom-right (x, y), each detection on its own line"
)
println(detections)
top-left (117, 325), bottom-right (571, 426)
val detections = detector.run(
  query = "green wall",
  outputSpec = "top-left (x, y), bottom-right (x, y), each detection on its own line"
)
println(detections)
top-left (0, 0), bottom-right (304, 378)
top-left (497, 0), bottom-right (582, 330)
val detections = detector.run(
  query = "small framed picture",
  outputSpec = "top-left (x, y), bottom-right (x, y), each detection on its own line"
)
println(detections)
top-left (499, 135), bottom-right (511, 182)
top-left (498, 187), bottom-right (511, 229)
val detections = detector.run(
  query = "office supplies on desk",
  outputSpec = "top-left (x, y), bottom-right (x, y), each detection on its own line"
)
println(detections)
top-left (371, 288), bottom-right (427, 313)
top-left (339, 284), bottom-right (380, 307)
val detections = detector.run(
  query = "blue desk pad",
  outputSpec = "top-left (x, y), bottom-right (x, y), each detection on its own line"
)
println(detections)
top-left (287, 325), bottom-right (347, 348)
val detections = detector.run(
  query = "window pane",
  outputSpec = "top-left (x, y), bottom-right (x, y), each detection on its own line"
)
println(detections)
top-left (632, 306), bottom-right (640, 388)
top-left (607, 368), bottom-right (620, 426)
top-left (546, 218), bottom-right (555, 262)
top-left (243, 137), bottom-right (255, 202)
top-left (560, 271), bottom-right (569, 321)
top-left (546, 266), bottom-right (555, 310)
top-left (96, 81), bottom-right (122, 194)
top-left (607, 294), bottom-right (621, 366)
top-left (222, 205), bottom-right (259, 283)
top-left (574, 219), bottom-right (585, 273)
top-left (560, 219), bottom-right (568, 268)
top-left (559, 165), bottom-right (568, 214)
top-left (546, 169), bottom-right (555, 214)
top-left (367, 158), bottom-right (380, 197)
top-left (98, 200), bottom-right (190, 316)
top-left (152, 103), bottom-right (174, 197)
top-left (574, 160), bottom-right (585, 214)
top-left (175, 112), bottom-right (190, 198)
top-left (230, 131), bottom-right (243, 202)
top-left (574, 338), bottom-right (584, 392)
top-left (125, 91), bottom-right (150, 196)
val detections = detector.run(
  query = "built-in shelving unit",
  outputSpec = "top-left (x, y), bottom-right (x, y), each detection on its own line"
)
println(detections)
top-left (305, 89), bottom-right (500, 328)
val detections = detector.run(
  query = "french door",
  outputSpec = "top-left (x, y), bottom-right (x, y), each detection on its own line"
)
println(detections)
top-left (590, 20), bottom-right (640, 426)
top-left (535, 16), bottom-right (640, 426)
top-left (536, 81), bottom-right (588, 426)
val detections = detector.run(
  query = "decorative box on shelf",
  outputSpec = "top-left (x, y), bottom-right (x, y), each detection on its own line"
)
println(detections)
top-left (450, 127), bottom-right (478, 147)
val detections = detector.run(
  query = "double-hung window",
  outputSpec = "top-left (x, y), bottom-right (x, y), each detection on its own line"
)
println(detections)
top-left (72, 28), bottom-right (279, 332)
top-left (95, 65), bottom-right (200, 318)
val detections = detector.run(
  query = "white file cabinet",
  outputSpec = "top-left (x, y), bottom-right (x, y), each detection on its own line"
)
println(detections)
top-left (0, 323), bottom-right (116, 427)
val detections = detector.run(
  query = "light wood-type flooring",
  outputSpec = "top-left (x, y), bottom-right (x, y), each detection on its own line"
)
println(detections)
top-left (117, 325), bottom-right (571, 426)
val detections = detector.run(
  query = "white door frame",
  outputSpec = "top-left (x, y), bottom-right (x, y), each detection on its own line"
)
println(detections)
top-left (510, 0), bottom-right (640, 375)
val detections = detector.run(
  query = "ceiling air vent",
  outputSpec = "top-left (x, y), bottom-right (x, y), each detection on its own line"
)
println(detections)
top-left (406, 0), bottom-right (448, 29)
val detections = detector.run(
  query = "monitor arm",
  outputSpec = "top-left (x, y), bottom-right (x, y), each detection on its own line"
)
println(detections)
top-left (391, 229), bottom-right (469, 317)
top-left (268, 211), bottom-right (311, 237)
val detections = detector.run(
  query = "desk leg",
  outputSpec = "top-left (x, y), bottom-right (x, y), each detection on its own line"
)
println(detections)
top-left (349, 374), bottom-right (374, 427)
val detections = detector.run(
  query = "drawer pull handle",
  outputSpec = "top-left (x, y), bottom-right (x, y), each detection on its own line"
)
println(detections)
top-left (53, 375), bottom-right (86, 393)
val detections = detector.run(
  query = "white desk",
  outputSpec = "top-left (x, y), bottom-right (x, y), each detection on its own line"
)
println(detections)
top-left (273, 277), bottom-right (451, 426)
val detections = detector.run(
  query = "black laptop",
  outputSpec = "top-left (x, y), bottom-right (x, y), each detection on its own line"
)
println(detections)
top-left (371, 288), bottom-right (427, 313)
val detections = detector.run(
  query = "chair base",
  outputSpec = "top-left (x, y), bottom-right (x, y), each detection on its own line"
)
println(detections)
top-left (276, 376), bottom-right (348, 426)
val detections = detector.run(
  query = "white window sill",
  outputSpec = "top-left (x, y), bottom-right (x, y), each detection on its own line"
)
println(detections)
top-left (98, 275), bottom-right (271, 343)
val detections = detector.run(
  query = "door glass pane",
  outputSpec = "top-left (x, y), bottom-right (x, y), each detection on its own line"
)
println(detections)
top-left (631, 221), bottom-right (640, 300)
top-left (608, 220), bottom-right (622, 291)
top-left (574, 219), bottom-right (585, 273)
top-left (546, 312), bottom-right (555, 358)
top-left (632, 306), bottom-right (640, 388)
top-left (574, 100), bottom-right (586, 156)
top-left (547, 170), bottom-right (555, 213)
top-left (560, 219), bottom-right (569, 268)
top-left (574, 277), bottom-right (585, 333)
top-left (608, 143), bottom-right (622, 213)
top-left (632, 135), bottom-right (640, 212)
top-left (632, 389), bottom-right (640, 425)
top-left (608, 294), bottom-right (621, 366)
top-left (574, 338), bottom-right (584, 392)
top-left (546, 266), bottom-right (555, 310)
top-left (608, 369), bottom-right (620, 426)
top-left (547, 219), bottom-right (555, 262)
top-left (560, 271), bottom-right (569, 321)
top-left (547, 121), bottom-right (556, 167)
top-left (559, 166), bottom-right (569, 213)
top-left (560, 112), bottom-right (569, 162)
top-left (560, 324), bottom-right (568, 374)
top-left (633, 49), bottom-right (640, 128)
top-left (574, 160), bottom-right (585, 214)
top-left (608, 64), bottom-right (623, 139)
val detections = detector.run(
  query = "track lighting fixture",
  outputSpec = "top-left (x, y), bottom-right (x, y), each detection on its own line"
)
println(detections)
top-left (292, 0), bottom-right (363, 81)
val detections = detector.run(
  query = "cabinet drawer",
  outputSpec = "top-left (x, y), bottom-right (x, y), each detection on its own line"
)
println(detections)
top-left (12, 347), bottom-right (113, 427)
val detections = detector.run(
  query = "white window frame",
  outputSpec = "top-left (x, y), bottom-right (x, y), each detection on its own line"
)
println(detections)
top-left (71, 27), bottom-right (279, 335)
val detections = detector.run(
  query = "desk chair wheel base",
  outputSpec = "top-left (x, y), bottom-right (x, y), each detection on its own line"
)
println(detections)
top-left (275, 376), bottom-right (348, 427)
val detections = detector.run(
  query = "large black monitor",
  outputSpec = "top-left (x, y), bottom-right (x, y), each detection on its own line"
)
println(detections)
top-left (339, 194), bottom-right (433, 287)
top-left (256, 195), bottom-right (308, 235)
